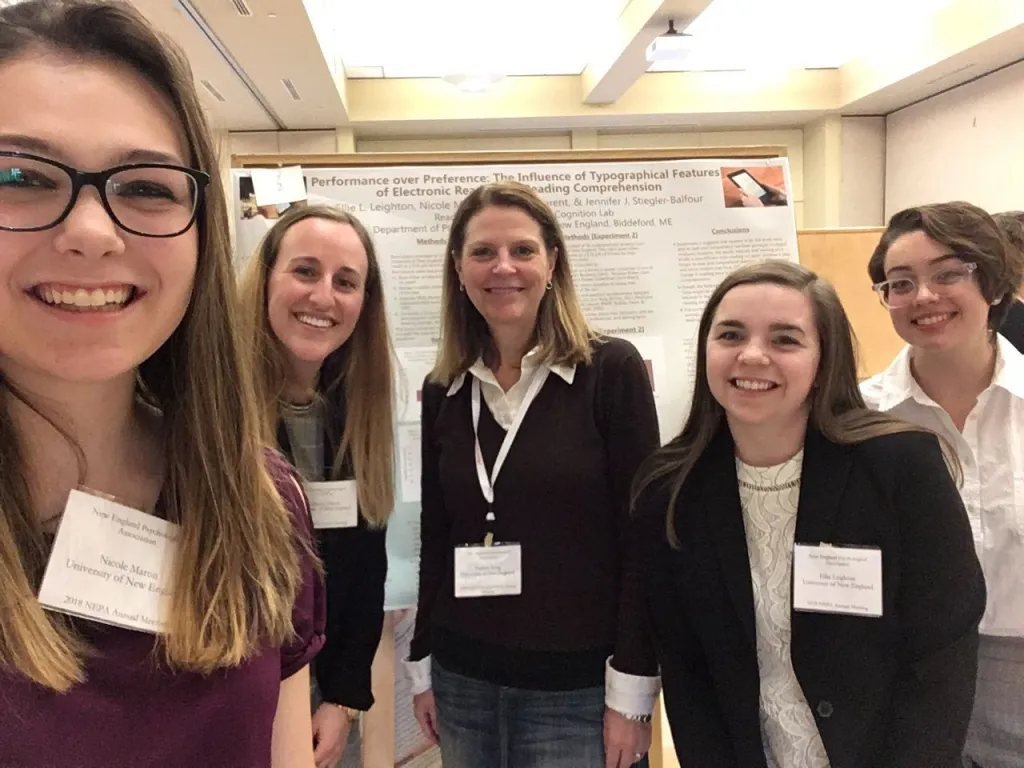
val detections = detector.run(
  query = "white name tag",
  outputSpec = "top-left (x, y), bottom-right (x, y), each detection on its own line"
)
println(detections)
top-left (37, 490), bottom-right (179, 634)
top-left (305, 480), bottom-right (358, 529)
top-left (454, 544), bottom-right (522, 598)
top-left (793, 543), bottom-right (883, 617)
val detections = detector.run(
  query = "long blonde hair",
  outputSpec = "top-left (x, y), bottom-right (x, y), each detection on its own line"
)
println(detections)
top-left (632, 260), bottom-right (960, 548)
top-left (0, 0), bottom-right (303, 691)
top-left (431, 181), bottom-right (600, 384)
top-left (238, 204), bottom-right (396, 528)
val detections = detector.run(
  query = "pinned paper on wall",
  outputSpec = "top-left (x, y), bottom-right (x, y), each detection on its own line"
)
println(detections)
top-left (250, 166), bottom-right (307, 206)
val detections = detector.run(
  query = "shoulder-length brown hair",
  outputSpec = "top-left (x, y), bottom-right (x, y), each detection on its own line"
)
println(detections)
top-left (633, 259), bottom-right (953, 547)
top-left (238, 204), bottom-right (395, 528)
top-left (0, 0), bottom-right (303, 691)
top-left (868, 201), bottom-right (1023, 332)
top-left (431, 181), bottom-right (599, 384)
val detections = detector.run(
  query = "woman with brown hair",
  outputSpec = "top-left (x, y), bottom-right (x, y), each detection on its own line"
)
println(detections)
top-left (240, 203), bottom-right (396, 768)
top-left (861, 202), bottom-right (1024, 768)
top-left (0, 1), bottom-right (325, 766)
top-left (631, 259), bottom-right (984, 767)
top-left (406, 181), bottom-right (660, 768)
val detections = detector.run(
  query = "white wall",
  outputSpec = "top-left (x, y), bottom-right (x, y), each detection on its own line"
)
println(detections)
top-left (803, 116), bottom-right (842, 228)
top-left (885, 61), bottom-right (1024, 218)
top-left (840, 116), bottom-right (885, 227)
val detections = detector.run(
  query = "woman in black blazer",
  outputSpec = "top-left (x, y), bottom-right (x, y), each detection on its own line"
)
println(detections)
top-left (628, 260), bottom-right (986, 768)
top-left (240, 204), bottom-right (396, 768)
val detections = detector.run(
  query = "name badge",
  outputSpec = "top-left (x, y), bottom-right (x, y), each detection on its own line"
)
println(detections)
top-left (793, 543), bottom-right (883, 617)
top-left (305, 480), bottom-right (358, 529)
top-left (454, 544), bottom-right (522, 598)
top-left (37, 489), bottom-right (179, 634)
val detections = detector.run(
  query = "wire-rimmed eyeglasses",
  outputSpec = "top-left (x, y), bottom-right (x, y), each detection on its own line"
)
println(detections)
top-left (0, 151), bottom-right (210, 238)
top-left (872, 261), bottom-right (978, 309)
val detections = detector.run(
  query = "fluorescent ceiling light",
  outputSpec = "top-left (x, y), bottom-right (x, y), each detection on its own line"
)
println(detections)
top-left (330, 0), bottom-right (616, 78)
top-left (655, 0), bottom-right (962, 72)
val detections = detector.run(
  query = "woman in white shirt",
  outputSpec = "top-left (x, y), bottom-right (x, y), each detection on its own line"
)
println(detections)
top-left (860, 201), bottom-right (1024, 768)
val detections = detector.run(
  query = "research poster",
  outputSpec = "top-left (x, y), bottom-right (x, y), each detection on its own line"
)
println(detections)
top-left (233, 157), bottom-right (799, 613)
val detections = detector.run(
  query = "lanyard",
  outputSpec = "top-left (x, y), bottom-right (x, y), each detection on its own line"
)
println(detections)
top-left (471, 367), bottom-right (550, 545)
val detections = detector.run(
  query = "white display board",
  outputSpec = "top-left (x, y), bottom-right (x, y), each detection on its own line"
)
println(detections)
top-left (233, 157), bottom-right (799, 612)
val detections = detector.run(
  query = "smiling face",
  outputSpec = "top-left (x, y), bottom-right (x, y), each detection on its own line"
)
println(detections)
top-left (706, 282), bottom-right (821, 434)
top-left (455, 205), bottom-right (555, 335)
top-left (882, 230), bottom-right (991, 352)
top-left (0, 52), bottom-right (197, 391)
top-left (265, 216), bottom-right (368, 380)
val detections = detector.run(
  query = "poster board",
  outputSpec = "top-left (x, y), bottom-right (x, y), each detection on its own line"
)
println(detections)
top-left (231, 148), bottom-right (801, 768)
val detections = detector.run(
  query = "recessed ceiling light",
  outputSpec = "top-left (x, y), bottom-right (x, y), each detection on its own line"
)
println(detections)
top-left (442, 73), bottom-right (505, 93)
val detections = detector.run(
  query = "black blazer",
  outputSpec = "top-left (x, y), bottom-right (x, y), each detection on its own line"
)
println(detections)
top-left (632, 425), bottom-right (986, 768)
top-left (1000, 298), bottom-right (1024, 354)
top-left (277, 394), bottom-right (387, 711)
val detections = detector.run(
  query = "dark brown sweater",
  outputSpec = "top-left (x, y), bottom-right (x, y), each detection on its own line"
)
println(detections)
top-left (410, 336), bottom-right (660, 690)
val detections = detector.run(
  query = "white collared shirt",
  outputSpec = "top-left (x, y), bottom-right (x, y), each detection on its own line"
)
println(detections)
top-left (860, 335), bottom-right (1024, 637)
top-left (446, 345), bottom-right (576, 426)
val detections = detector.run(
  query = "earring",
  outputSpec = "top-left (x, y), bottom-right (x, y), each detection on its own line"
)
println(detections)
top-left (459, 282), bottom-right (465, 293)
top-left (546, 281), bottom-right (553, 291)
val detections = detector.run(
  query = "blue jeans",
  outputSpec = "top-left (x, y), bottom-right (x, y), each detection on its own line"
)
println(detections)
top-left (433, 660), bottom-right (605, 768)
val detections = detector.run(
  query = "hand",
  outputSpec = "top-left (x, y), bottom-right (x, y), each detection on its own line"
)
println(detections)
top-left (740, 192), bottom-right (765, 208)
top-left (413, 690), bottom-right (440, 746)
top-left (604, 708), bottom-right (651, 768)
top-left (758, 183), bottom-right (788, 206)
top-left (311, 703), bottom-right (352, 768)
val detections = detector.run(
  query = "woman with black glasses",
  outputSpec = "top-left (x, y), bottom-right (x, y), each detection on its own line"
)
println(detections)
top-left (0, 2), bottom-right (325, 766)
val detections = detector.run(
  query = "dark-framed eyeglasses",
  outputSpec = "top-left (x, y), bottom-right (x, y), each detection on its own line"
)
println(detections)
top-left (872, 261), bottom-right (978, 309)
top-left (0, 151), bottom-right (211, 238)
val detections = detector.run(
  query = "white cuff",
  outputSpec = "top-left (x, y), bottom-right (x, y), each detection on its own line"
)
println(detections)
top-left (402, 655), bottom-right (432, 695)
top-left (605, 657), bottom-right (661, 718)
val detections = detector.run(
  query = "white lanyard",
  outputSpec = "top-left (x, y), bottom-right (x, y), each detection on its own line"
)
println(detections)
top-left (471, 367), bottom-right (550, 531)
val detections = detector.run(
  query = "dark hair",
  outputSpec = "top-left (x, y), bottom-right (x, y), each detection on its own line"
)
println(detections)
top-left (633, 259), bottom-right (943, 547)
top-left (868, 201), bottom-right (1020, 331)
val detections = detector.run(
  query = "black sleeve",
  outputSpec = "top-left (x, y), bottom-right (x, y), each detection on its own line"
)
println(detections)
top-left (314, 522), bottom-right (388, 711)
top-left (600, 339), bottom-right (661, 678)
top-left (874, 432), bottom-right (986, 765)
top-left (410, 379), bottom-right (451, 662)
top-left (631, 481), bottom-right (739, 767)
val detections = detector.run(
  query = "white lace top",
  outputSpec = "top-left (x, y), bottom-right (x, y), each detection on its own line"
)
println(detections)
top-left (737, 450), bottom-right (830, 768)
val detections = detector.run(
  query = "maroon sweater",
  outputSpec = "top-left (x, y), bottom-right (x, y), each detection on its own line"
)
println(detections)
top-left (0, 451), bottom-right (326, 768)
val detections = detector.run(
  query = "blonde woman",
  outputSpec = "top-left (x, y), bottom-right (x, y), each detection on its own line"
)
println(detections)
top-left (0, 1), bottom-right (325, 766)
top-left (406, 181), bottom-right (660, 768)
top-left (240, 204), bottom-right (396, 768)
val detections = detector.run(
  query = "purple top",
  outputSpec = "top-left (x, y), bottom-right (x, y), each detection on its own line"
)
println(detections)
top-left (0, 451), bottom-right (327, 767)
